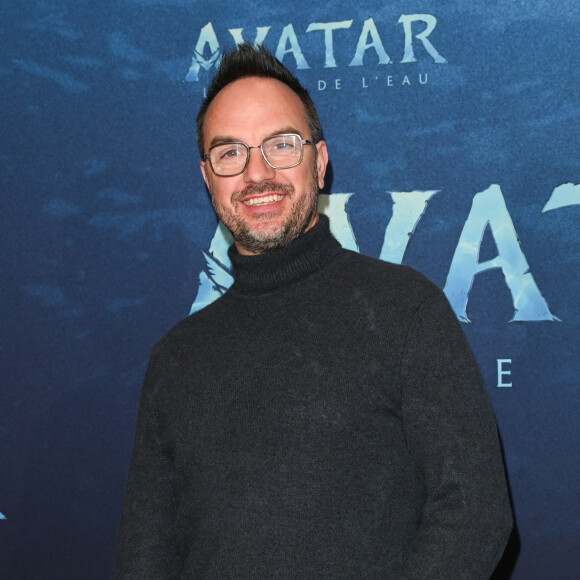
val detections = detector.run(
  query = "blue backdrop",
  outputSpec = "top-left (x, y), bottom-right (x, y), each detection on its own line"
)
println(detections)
top-left (2, 1), bottom-right (579, 578)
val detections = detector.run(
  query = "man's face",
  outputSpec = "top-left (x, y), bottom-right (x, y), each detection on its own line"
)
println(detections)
top-left (200, 77), bottom-right (328, 255)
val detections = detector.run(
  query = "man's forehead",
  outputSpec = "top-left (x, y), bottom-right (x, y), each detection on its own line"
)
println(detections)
top-left (203, 76), bottom-right (310, 141)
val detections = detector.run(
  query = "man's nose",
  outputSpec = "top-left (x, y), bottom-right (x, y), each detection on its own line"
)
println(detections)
top-left (244, 146), bottom-right (276, 183)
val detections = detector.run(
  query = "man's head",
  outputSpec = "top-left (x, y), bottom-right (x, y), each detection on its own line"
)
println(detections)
top-left (197, 43), bottom-right (328, 255)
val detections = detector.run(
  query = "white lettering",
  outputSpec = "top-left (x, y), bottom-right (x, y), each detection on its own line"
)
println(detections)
top-left (380, 191), bottom-right (439, 263)
top-left (306, 21), bottom-right (353, 67)
top-left (398, 14), bottom-right (447, 63)
top-left (185, 22), bottom-right (221, 82)
top-left (444, 185), bottom-right (557, 322)
top-left (542, 182), bottom-right (580, 212)
top-left (349, 17), bottom-right (391, 66)
top-left (497, 359), bottom-right (512, 387)
top-left (186, 15), bottom-right (448, 81)
top-left (275, 24), bottom-right (309, 69)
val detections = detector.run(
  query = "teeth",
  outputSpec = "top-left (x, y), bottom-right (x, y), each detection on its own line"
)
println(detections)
top-left (243, 194), bottom-right (284, 206)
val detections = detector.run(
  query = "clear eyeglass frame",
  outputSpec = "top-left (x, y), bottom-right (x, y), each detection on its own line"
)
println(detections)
top-left (202, 133), bottom-right (314, 177)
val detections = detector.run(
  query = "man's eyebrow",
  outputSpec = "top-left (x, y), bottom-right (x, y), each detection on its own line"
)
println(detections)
top-left (208, 135), bottom-right (240, 149)
top-left (207, 127), bottom-right (305, 150)
top-left (272, 127), bottom-right (304, 138)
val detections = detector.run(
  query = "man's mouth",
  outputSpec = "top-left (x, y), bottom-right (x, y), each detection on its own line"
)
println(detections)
top-left (242, 194), bottom-right (285, 207)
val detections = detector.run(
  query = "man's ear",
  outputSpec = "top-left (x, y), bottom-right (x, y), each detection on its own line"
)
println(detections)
top-left (315, 141), bottom-right (329, 190)
top-left (200, 160), bottom-right (211, 190)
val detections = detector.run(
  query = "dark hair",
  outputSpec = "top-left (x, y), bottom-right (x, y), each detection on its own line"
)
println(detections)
top-left (196, 43), bottom-right (323, 157)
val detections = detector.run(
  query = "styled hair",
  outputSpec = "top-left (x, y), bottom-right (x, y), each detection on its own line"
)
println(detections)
top-left (196, 43), bottom-right (323, 157)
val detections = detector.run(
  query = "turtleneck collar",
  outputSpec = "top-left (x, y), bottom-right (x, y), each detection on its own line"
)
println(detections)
top-left (227, 214), bottom-right (342, 294)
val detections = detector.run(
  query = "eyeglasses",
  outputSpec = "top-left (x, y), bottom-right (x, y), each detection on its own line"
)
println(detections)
top-left (202, 133), bottom-right (314, 177)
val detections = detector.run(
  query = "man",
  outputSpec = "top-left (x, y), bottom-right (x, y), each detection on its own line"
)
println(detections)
top-left (114, 44), bottom-right (512, 578)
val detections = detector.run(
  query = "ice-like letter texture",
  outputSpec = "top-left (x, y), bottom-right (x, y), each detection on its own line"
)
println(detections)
top-left (185, 22), bottom-right (221, 82)
top-left (444, 184), bottom-right (556, 322)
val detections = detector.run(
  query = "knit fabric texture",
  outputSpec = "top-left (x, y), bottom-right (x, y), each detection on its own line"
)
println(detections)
top-left (114, 214), bottom-right (512, 579)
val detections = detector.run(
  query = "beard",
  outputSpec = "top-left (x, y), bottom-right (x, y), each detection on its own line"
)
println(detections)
top-left (209, 164), bottom-right (320, 255)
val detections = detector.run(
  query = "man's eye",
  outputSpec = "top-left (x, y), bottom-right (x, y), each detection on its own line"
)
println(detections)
top-left (274, 141), bottom-right (291, 150)
top-left (220, 147), bottom-right (243, 160)
top-left (269, 140), bottom-right (296, 155)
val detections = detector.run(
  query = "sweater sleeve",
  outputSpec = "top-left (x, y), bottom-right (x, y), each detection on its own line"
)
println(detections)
top-left (113, 344), bottom-right (182, 579)
top-left (397, 288), bottom-right (512, 579)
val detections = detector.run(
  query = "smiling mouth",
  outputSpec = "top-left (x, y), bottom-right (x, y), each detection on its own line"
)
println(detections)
top-left (242, 194), bottom-right (285, 207)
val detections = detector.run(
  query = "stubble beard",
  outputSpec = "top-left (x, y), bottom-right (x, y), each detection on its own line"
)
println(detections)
top-left (210, 165), bottom-right (320, 255)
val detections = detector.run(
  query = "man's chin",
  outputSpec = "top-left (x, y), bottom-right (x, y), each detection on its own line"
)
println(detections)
top-left (246, 221), bottom-right (286, 240)
top-left (234, 226), bottom-right (288, 254)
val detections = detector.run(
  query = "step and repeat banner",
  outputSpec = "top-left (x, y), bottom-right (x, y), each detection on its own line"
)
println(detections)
top-left (2, 1), bottom-right (579, 578)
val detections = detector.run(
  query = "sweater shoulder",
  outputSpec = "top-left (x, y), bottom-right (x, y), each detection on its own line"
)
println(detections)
top-left (335, 249), bottom-right (443, 303)
top-left (148, 294), bottom-right (230, 362)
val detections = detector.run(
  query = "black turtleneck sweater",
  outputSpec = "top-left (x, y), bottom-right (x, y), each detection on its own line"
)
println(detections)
top-left (114, 215), bottom-right (512, 579)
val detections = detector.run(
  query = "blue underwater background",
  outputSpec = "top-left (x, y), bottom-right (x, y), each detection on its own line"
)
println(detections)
top-left (1, 1), bottom-right (579, 577)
